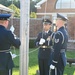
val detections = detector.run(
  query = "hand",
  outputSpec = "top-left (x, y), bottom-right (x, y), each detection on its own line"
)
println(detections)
top-left (50, 64), bottom-right (55, 69)
top-left (10, 25), bottom-right (15, 33)
top-left (13, 33), bottom-right (17, 39)
top-left (47, 36), bottom-right (51, 41)
top-left (39, 38), bottom-right (45, 45)
top-left (10, 52), bottom-right (17, 59)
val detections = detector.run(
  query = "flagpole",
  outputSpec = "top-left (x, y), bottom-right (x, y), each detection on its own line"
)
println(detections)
top-left (20, 0), bottom-right (30, 75)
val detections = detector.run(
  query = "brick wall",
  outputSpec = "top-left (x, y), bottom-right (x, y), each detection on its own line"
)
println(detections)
top-left (67, 17), bottom-right (75, 40)
top-left (8, 17), bottom-right (75, 40)
top-left (29, 18), bottom-right (43, 39)
top-left (37, 0), bottom-right (57, 13)
top-left (8, 18), bottom-right (20, 37)
top-left (8, 18), bottom-right (43, 39)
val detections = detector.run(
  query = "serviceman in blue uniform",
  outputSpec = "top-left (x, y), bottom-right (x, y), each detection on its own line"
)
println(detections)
top-left (50, 13), bottom-right (68, 75)
top-left (0, 13), bottom-right (21, 75)
top-left (35, 19), bottom-right (52, 75)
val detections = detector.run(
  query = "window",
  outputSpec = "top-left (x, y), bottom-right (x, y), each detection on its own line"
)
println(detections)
top-left (56, 0), bottom-right (75, 9)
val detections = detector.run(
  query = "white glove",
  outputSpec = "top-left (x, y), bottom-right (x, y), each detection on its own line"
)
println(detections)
top-left (10, 52), bottom-right (17, 59)
top-left (13, 34), bottom-right (17, 39)
top-left (10, 25), bottom-right (17, 39)
top-left (39, 38), bottom-right (45, 45)
top-left (50, 64), bottom-right (55, 69)
top-left (10, 25), bottom-right (15, 33)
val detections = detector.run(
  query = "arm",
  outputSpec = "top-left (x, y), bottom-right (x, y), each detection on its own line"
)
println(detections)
top-left (7, 31), bottom-right (21, 48)
top-left (35, 33), bottom-right (41, 47)
top-left (35, 32), bottom-right (45, 47)
top-left (52, 31), bottom-right (64, 66)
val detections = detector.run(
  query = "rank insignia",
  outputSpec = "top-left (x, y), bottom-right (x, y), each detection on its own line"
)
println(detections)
top-left (55, 39), bottom-right (59, 43)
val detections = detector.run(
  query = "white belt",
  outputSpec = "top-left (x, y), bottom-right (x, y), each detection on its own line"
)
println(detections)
top-left (0, 49), bottom-right (10, 53)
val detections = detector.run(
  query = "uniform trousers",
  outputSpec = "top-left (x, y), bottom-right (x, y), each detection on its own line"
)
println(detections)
top-left (0, 69), bottom-right (12, 75)
top-left (38, 58), bottom-right (49, 75)
top-left (51, 57), bottom-right (64, 75)
top-left (51, 66), bottom-right (64, 75)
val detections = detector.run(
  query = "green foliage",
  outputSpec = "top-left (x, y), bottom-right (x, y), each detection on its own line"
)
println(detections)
top-left (13, 49), bottom-right (75, 75)
top-left (0, 0), bottom-right (20, 8)
top-left (0, 0), bottom-right (10, 6)
top-left (0, 0), bottom-right (37, 16)
top-left (8, 4), bottom-right (20, 18)
top-left (29, 48), bottom-right (38, 75)
top-left (30, 0), bottom-right (37, 13)
top-left (12, 0), bottom-right (20, 8)
top-left (29, 39), bottom-right (36, 48)
top-left (64, 65), bottom-right (75, 75)
top-left (30, 12), bottom-right (37, 18)
top-left (29, 50), bottom-right (75, 75)
top-left (66, 51), bottom-right (75, 58)
top-left (13, 68), bottom-right (19, 75)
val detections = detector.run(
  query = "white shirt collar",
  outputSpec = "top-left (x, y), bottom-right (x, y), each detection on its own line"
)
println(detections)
top-left (45, 30), bottom-right (49, 33)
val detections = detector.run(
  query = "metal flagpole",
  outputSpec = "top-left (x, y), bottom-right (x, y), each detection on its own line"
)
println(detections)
top-left (20, 0), bottom-right (30, 75)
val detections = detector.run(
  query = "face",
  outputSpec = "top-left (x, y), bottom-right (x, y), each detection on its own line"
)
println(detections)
top-left (4, 20), bottom-right (9, 28)
top-left (43, 23), bottom-right (51, 31)
top-left (56, 19), bottom-right (65, 29)
top-left (56, 19), bottom-right (61, 26)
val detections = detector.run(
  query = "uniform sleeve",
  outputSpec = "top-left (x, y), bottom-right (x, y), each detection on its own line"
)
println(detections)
top-left (52, 32), bottom-right (64, 65)
top-left (35, 33), bottom-right (41, 47)
top-left (7, 31), bottom-right (21, 48)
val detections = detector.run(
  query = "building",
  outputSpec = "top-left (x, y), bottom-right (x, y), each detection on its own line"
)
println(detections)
top-left (0, 2), bottom-right (75, 41)
top-left (35, 0), bottom-right (75, 40)
top-left (35, 0), bottom-right (75, 18)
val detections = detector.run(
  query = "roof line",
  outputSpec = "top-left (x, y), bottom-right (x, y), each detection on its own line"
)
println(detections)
top-left (35, 0), bottom-right (47, 8)
top-left (36, 12), bottom-right (75, 15)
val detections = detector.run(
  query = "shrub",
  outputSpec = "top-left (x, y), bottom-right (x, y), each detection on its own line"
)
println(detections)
top-left (29, 39), bottom-right (36, 48)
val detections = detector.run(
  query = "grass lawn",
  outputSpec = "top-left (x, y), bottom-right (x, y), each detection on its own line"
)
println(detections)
top-left (12, 48), bottom-right (75, 75)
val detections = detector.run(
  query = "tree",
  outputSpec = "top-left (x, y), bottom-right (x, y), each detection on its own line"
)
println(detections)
top-left (8, 4), bottom-right (20, 18)
top-left (30, 12), bottom-right (37, 18)
top-left (0, 0), bottom-right (20, 8)
top-left (0, 0), bottom-right (11, 6)
top-left (30, 0), bottom-right (37, 13)
top-left (12, 0), bottom-right (20, 8)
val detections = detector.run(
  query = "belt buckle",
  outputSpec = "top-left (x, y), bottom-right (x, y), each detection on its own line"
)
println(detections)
top-left (43, 46), bottom-right (46, 48)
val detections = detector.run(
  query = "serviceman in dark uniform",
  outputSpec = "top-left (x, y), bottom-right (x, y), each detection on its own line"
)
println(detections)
top-left (35, 19), bottom-right (52, 75)
top-left (50, 13), bottom-right (68, 75)
top-left (0, 13), bottom-right (21, 75)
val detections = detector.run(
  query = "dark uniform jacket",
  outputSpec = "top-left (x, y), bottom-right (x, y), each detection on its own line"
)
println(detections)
top-left (0, 25), bottom-right (21, 70)
top-left (50, 26), bottom-right (68, 66)
top-left (35, 30), bottom-right (52, 59)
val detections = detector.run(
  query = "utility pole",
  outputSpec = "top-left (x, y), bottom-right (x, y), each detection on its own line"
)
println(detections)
top-left (20, 0), bottom-right (30, 75)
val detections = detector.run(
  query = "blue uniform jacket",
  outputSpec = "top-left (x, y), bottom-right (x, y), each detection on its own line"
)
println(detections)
top-left (0, 25), bottom-right (21, 70)
top-left (35, 30), bottom-right (52, 59)
top-left (50, 26), bottom-right (68, 66)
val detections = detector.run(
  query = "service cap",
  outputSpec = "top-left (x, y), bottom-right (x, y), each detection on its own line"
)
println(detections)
top-left (57, 13), bottom-right (68, 21)
top-left (0, 13), bottom-right (11, 20)
top-left (42, 19), bottom-right (52, 25)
